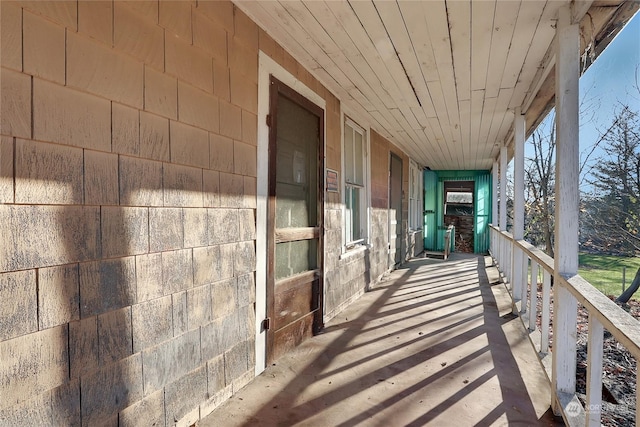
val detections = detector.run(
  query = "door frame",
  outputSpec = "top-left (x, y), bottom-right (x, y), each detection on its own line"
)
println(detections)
top-left (389, 152), bottom-right (403, 267)
top-left (266, 76), bottom-right (325, 362)
top-left (256, 52), bottom-right (326, 375)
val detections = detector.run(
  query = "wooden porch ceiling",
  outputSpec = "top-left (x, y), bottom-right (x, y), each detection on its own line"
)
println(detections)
top-left (235, 0), bottom-right (637, 170)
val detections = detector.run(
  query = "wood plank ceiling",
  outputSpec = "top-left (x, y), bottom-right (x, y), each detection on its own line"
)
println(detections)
top-left (235, 0), bottom-right (637, 171)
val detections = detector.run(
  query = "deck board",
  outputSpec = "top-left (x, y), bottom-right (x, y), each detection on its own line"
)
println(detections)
top-left (201, 254), bottom-right (559, 426)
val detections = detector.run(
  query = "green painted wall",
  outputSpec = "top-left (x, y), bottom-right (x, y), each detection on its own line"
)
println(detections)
top-left (424, 170), bottom-right (438, 250)
top-left (423, 170), bottom-right (492, 254)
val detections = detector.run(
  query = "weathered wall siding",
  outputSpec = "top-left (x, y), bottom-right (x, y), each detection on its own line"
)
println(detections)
top-left (322, 98), bottom-right (348, 320)
top-left (324, 128), bottom-right (410, 320)
top-left (0, 1), bottom-right (258, 425)
top-left (370, 208), bottom-right (392, 282)
top-left (370, 130), bottom-right (411, 265)
top-left (0, 0), bottom-right (414, 423)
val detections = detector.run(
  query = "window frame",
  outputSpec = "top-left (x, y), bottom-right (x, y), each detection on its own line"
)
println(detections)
top-left (342, 116), bottom-right (370, 251)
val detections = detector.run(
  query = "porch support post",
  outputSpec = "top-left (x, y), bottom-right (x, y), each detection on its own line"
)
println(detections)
top-left (499, 146), bottom-right (507, 232)
top-left (552, 4), bottom-right (579, 413)
top-left (512, 108), bottom-right (526, 306)
top-left (499, 145), bottom-right (508, 280)
top-left (491, 161), bottom-right (499, 255)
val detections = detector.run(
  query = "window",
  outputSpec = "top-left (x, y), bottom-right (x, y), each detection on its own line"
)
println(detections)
top-left (445, 191), bottom-right (474, 216)
top-left (344, 118), bottom-right (368, 247)
top-left (409, 160), bottom-right (424, 230)
top-left (444, 181), bottom-right (475, 217)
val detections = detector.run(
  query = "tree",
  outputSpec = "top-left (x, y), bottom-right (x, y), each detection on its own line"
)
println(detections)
top-left (616, 267), bottom-right (640, 304)
top-left (583, 106), bottom-right (640, 255)
top-left (525, 115), bottom-right (556, 257)
top-left (523, 85), bottom-right (627, 258)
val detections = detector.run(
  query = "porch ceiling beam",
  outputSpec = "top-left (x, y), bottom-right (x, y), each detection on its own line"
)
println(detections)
top-left (572, 0), bottom-right (595, 25)
top-left (505, 0), bottom-right (591, 152)
top-left (521, 0), bottom-right (593, 116)
top-left (521, 49), bottom-right (555, 115)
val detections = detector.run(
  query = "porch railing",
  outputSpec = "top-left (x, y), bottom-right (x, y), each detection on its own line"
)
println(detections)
top-left (490, 225), bottom-right (640, 426)
top-left (443, 225), bottom-right (454, 261)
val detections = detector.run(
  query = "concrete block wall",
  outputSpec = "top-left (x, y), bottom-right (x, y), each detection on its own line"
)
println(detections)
top-left (0, 0), bottom-right (416, 423)
top-left (0, 1), bottom-right (259, 425)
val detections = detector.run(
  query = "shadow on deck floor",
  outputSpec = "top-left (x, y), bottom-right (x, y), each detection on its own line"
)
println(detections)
top-left (201, 254), bottom-right (563, 426)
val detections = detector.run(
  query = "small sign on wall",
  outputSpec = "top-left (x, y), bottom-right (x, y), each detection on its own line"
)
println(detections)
top-left (326, 169), bottom-right (339, 193)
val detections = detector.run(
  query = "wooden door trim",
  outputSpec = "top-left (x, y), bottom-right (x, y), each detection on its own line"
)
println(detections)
top-left (275, 269), bottom-right (320, 294)
top-left (275, 227), bottom-right (320, 243)
top-left (266, 76), bottom-right (325, 363)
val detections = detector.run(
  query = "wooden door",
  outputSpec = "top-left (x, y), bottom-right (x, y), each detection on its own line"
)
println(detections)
top-left (389, 153), bottom-right (403, 266)
top-left (267, 77), bottom-right (324, 362)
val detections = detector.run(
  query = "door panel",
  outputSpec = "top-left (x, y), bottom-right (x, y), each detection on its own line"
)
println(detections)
top-left (267, 77), bottom-right (324, 363)
top-left (272, 314), bottom-right (315, 361)
top-left (423, 170), bottom-right (437, 250)
top-left (274, 281), bottom-right (314, 328)
top-left (389, 154), bottom-right (403, 266)
top-left (474, 173), bottom-right (491, 253)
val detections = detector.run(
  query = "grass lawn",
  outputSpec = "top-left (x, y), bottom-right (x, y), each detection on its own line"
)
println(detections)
top-left (578, 253), bottom-right (640, 298)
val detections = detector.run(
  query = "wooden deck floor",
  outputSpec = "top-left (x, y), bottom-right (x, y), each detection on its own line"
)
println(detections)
top-left (201, 254), bottom-right (562, 426)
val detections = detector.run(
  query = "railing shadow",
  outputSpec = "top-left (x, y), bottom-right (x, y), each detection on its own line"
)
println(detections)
top-left (204, 254), bottom-right (558, 426)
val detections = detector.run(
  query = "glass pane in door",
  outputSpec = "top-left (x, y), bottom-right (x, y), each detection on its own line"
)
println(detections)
top-left (275, 96), bottom-right (318, 229)
top-left (274, 95), bottom-right (319, 280)
top-left (275, 239), bottom-right (319, 280)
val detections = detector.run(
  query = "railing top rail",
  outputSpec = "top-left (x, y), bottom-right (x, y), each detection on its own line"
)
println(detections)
top-left (489, 224), bottom-right (554, 274)
top-left (489, 225), bottom-right (514, 240)
top-left (561, 274), bottom-right (640, 359)
top-left (517, 240), bottom-right (554, 274)
top-left (489, 223), bottom-right (640, 357)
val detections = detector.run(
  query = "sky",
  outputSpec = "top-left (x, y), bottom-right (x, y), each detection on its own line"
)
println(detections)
top-left (579, 10), bottom-right (640, 168)
top-left (580, 10), bottom-right (640, 116)
top-left (524, 10), bottom-right (640, 191)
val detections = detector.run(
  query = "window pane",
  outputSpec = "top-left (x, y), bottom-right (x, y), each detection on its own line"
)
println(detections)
top-left (346, 187), bottom-right (362, 242)
top-left (345, 186), bottom-right (352, 242)
top-left (345, 185), bottom-right (361, 242)
top-left (409, 199), bottom-right (414, 228)
top-left (352, 187), bottom-right (361, 240)
top-left (275, 96), bottom-right (319, 228)
top-left (275, 239), bottom-right (318, 280)
top-left (344, 125), bottom-right (354, 183)
top-left (344, 120), bottom-right (367, 245)
top-left (354, 131), bottom-right (364, 185)
top-left (446, 192), bottom-right (473, 204)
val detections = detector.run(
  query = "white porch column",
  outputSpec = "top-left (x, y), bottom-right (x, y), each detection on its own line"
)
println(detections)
top-left (552, 4), bottom-right (580, 412)
top-left (499, 147), bottom-right (507, 231)
top-left (491, 161), bottom-right (499, 255)
top-left (512, 108), bottom-right (526, 305)
top-left (492, 161), bottom-right (499, 226)
top-left (499, 145), bottom-right (509, 280)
